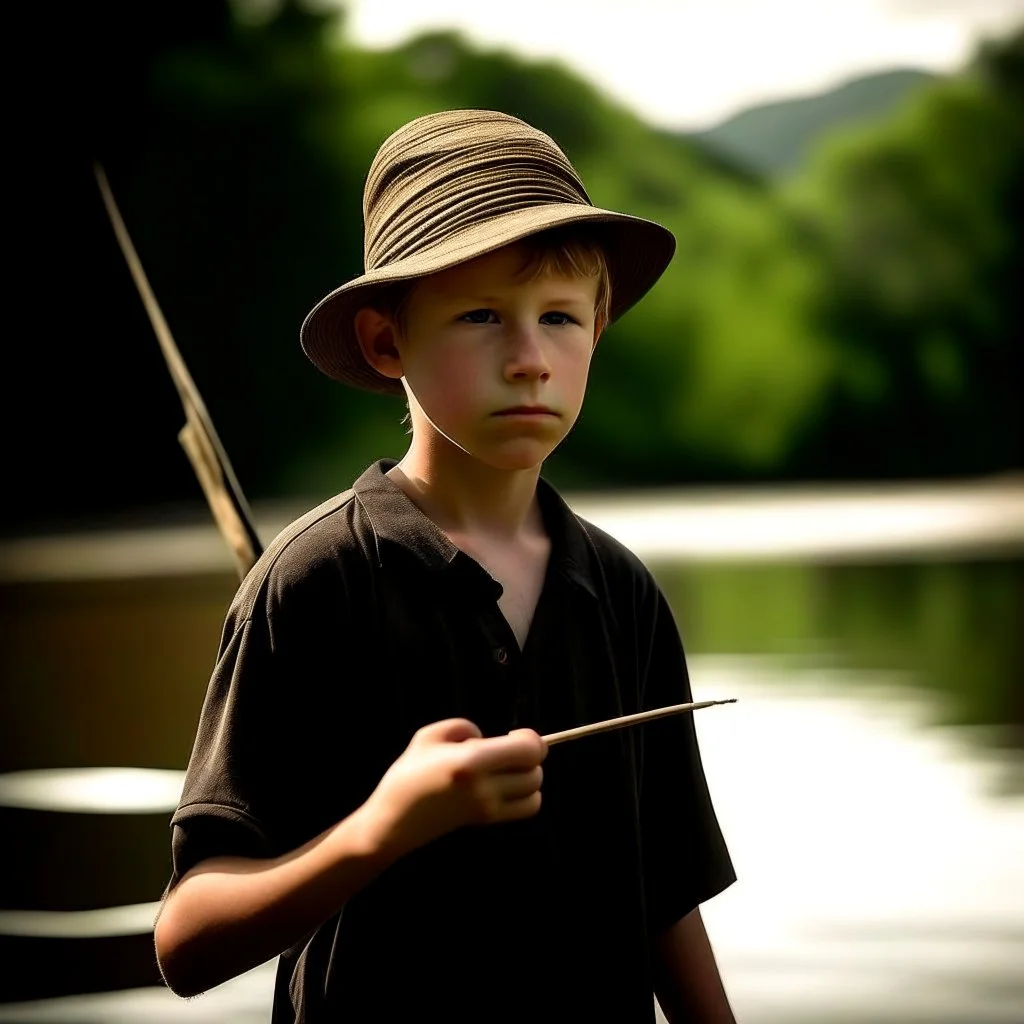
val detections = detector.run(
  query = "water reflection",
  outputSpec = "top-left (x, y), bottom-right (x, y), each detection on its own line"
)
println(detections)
top-left (656, 558), bottom-right (1024, 769)
top-left (0, 767), bottom-right (183, 814)
top-left (652, 555), bottom-right (1024, 1023)
top-left (680, 655), bottom-right (1024, 1024)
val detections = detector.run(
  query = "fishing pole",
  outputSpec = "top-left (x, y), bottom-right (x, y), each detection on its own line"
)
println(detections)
top-left (93, 163), bottom-right (263, 580)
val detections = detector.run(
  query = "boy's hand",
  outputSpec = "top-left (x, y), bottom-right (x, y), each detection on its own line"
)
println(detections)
top-left (364, 719), bottom-right (547, 858)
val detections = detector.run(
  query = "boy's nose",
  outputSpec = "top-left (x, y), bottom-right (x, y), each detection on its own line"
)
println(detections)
top-left (503, 325), bottom-right (551, 383)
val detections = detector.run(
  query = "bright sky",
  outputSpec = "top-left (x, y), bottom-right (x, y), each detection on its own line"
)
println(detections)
top-left (340, 0), bottom-right (1024, 130)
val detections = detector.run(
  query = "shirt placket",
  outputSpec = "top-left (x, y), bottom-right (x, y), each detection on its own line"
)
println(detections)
top-left (442, 552), bottom-right (519, 736)
top-left (480, 603), bottom-right (532, 733)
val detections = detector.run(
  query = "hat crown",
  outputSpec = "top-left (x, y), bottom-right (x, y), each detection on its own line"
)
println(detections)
top-left (362, 109), bottom-right (592, 271)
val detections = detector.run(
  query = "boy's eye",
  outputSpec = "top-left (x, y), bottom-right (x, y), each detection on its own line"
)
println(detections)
top-left (457, 309), bottom-right (497, 324)
top-left (541, 312), bottom-right (579, 326)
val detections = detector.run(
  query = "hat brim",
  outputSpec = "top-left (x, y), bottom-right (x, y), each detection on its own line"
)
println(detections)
top-left (300, 204), bottom-right (676, 395)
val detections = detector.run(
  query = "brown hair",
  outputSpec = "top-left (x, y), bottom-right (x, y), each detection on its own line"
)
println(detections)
top-left (372, 226), bottom-right (612, 335)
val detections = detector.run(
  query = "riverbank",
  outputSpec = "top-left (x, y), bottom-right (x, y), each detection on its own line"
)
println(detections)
top-left (2, 475), bottom-right (1022, 583)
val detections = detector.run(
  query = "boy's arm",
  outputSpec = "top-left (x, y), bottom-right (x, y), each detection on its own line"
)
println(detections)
top-left (651, 907), bottom-right (737, 1024)
top-left (155, 720), bottom-right (546, 998)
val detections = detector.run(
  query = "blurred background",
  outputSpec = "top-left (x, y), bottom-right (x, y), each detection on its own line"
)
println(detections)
top-left (1, 0), bottom-right (1022, 1020)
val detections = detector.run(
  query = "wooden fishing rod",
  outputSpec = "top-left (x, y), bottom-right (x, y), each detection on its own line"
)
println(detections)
top-left (93, 163), bottom-right (263, 580)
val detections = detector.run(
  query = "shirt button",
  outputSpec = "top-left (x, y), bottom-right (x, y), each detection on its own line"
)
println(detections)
top-left (494, 646), bottom-right (509, 665)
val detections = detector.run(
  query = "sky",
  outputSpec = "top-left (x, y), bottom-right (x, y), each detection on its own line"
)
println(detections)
top-left (337, 0), bottom-right (1024, 130)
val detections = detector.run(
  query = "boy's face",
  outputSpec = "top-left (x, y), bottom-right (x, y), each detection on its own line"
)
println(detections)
top-left (391, 242), bottom-right (599, 472)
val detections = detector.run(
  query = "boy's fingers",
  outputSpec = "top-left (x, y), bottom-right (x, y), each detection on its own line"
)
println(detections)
top-left (470, 731), bottom-right (547, 772)
top-left (494, 766), bottom-right (543, 801)
top-left (500, 791), bottom-right (543, 820)
top-left (508, 727), bottom-right (548, 757)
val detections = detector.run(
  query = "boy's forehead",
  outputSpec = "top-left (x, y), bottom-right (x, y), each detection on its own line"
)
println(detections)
top-left (422, 241), bottom-right (596, 298)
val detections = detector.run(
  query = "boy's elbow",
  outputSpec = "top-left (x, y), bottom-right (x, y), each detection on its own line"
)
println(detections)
top-left (154, 899), bottom-right (215, 999)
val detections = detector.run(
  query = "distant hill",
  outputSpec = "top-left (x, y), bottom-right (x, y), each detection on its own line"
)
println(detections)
top-left (689, 68), bottom-right (938, 176)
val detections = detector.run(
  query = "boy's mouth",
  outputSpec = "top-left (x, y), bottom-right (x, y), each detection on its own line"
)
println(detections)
top-left (493, 405), bottom-right (559, 417)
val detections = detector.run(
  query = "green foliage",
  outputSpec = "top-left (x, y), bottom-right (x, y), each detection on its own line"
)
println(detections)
top-left (787, 26), bottom-right (1023, 477)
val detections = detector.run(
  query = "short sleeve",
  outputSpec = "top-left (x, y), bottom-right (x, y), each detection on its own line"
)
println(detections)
top-left (168, 614), bottom-right (283, 885)
top-left (637, 584), bottom-right (736, 933)
top-left (166, 554), bottom-right (375, 891)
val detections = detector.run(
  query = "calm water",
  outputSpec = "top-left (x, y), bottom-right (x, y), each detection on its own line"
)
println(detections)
top-left (660, 558), bottom-right (1024, 1024)
top-left (1, 527), bottom-right (1022, 1022)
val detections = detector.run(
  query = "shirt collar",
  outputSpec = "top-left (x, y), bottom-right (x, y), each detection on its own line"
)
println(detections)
top-left (352, 459), bottom-right (598, 599)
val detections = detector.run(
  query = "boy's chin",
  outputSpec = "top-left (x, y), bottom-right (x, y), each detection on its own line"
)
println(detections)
top-left (423, 421), bottom-right (564, 473)
top-left (466, 441), bottom-right (558, 473)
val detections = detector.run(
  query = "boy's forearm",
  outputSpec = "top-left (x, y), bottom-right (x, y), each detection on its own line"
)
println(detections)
top-left (155, 722), bottom-right (547, 998)
top-left (155, 802), bottom-right (395, 998)
top-left (651, 907), bottom-right (737, 1024)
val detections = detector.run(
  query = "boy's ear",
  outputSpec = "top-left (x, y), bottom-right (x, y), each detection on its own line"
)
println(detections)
top-left (353, 307), bottom-right (404, 380)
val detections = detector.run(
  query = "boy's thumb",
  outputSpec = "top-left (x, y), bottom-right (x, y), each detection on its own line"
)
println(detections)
top-left (417, 718), bottom-right (483, 745)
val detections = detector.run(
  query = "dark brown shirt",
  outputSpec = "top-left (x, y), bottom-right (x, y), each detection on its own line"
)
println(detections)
top-left (167, 460), bottom-right (736, 1022)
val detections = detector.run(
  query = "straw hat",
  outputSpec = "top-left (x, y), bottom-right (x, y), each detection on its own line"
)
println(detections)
top-left (300, 109), bottom-right (676, 394)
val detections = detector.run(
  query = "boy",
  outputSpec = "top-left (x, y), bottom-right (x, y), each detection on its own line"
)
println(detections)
top-left (155, 109), bottom-right (738, 1023)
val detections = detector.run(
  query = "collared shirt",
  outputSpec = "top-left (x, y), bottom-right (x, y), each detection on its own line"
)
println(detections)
top-left (168, 460), bottom-right (736, 1023)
